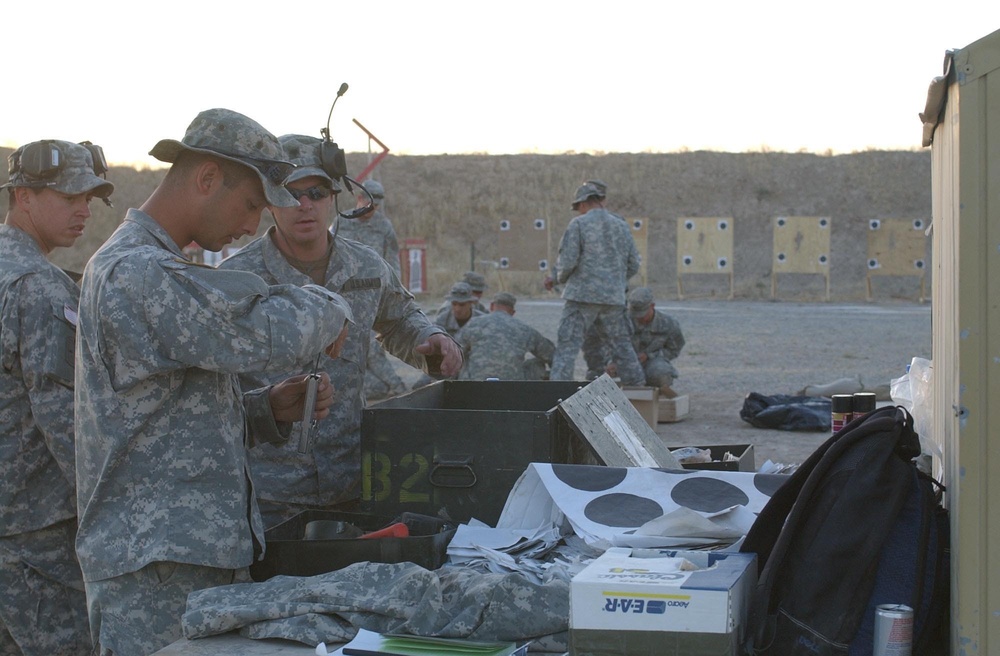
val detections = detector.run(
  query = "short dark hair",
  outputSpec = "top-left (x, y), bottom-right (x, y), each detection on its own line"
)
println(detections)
top-left (168, 151), bottom-right (258, 190)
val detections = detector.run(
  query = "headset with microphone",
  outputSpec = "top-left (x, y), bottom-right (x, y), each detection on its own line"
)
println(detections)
top-left (318, 82), bottom-right (375, 220)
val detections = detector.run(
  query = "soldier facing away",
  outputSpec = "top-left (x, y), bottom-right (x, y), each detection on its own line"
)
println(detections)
top-left (455, 292), bottom-right (555, 381)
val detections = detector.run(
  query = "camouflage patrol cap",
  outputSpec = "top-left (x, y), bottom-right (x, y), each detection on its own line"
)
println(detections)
top-left (361, 179), bottom-right (385, 204)
top-left (462, 271), bottom-right (487, 293)
top-left (3, 140), bottom-right (114, 198)
top-left (277, 134), bottom-right (342, 192)
top-left (492, 291), bottom-right (516, 308)
top-left (585, 179), bottom-right (609, 196)
top-left (445, 281), bottom-right (476, 303)
top-left (628, 287), bottom-right (655, 317)
top-left (149, 108), bottom-right (297, 207)
top-left (571, 182), bottom-right (604, 208)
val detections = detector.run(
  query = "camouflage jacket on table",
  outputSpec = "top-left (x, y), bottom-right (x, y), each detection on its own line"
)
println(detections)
top-left (455, 311), bottom-right (555, 381)
top-left (555, 207), bottom-right (640, 305)
top-left (334, 211), bottom-right (401, 278)
top-left (632, 309), bottom-right (685, 364)
top-left (74, 209), bottom-right (350, 582)
top-left (434, 305), bottom-right (487, 337)
top-left (219, 227), bottom-right (447, 507)
top-left (181, 561), bottom-right (569, 650)
top-left (0, 225), bottom-right (78, 536)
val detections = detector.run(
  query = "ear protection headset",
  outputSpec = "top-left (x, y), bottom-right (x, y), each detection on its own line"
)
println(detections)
top-left (318, 82), bottom-right (375, 220)
top-left (10, 140), bottom-right (109, 183)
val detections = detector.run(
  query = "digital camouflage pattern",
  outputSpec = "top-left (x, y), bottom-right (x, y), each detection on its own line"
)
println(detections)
top-left (278, 133), bottom-right (342, 192)
top-left (455, 311), bottom-right (554, 381)
top-left (220, 227), bottom-right (446, 514)
top-left (85, 561), bottom-right (247, 656)
top-left (550, 207), bottom-right (643, 383)
top-left (148, 108), bottom-right (297, 208)
top-left (434, 303), bottom-right (487, 337)
top-left (0, 225), bottom-right (91, 652)
top-left (363, 331), bottom-right (409, 401)
top-left (631, 308), bottom-right (685, 387)
top-left (74, 209), bottom-right (351, 582)
top-left (3, 139), bottom-right (114, 198)
top-left (334, 210), bottom-right (401, 278)
top-left (181, 561), bottom-right (569, 650)
top-left (0, 519), bottom-right (90, 655)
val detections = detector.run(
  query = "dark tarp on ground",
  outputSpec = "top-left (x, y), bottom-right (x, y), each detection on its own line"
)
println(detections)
top-left (740, 393), bottom-right (831, 431)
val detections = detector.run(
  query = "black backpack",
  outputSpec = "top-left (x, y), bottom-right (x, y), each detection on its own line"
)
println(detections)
top-left (740, 405), bottom-right (949, 655)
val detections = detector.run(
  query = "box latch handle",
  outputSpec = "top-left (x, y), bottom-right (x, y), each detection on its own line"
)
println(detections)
top-left (429, 455), bottom-right (477, 488)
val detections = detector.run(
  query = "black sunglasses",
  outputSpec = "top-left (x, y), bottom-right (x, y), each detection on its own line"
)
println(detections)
top-left (288, 185), bottom-right (333, 202)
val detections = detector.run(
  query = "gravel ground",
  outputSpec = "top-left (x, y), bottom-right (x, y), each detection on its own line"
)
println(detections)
top-left (407, 298), bottom-right (933, 469)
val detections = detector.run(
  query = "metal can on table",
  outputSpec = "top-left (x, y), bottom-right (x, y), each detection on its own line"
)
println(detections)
top-left (874, 603), bottom-right (913, 656)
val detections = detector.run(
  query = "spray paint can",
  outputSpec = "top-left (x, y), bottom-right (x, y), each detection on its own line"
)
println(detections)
top-left (853, 392), bottom-right (877, 420)
top-left (874, 604), bottom-right (913, 656)
top-left (831, 394), bottom-right (854, 433)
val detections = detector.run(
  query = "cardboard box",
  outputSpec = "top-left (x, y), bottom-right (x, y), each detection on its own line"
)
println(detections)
top-left (676, 444), bottom-right (755, 472)
top-left (620, 386), bottom-right (659, 427)
top-left (570, 548), bottom-right (756, 656)
top-left (657, 394), bottom-right (690, 422)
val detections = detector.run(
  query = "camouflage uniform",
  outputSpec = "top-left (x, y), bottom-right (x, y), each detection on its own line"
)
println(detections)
top-left (75, 108), bottom-right (354, 656)
top-left (0, 226), bottom-right (90, 655)
top-left (332, 183), bottom-right (407, 400)
top-left (434, 304), bottom-right (487, 337)
top-left (220, 227), bottom-right (447, 524)
top-left (455, 305), bottom-right (554, 381)
top-left (631, 309), bottom-right (685, 387)
top-left (549, 206), bottom-right (644, 384)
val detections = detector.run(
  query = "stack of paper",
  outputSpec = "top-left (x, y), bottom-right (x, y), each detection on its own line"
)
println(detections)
top-left (445, 520), bottom-right (562, 582)
top-left (319, 628), bottom-right (528, 656)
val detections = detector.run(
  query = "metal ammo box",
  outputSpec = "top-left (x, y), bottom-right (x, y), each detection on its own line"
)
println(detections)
top-left (360, 376), bottom-right (679, 526)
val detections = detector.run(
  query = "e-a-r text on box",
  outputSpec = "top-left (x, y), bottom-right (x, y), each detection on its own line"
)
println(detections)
top-left (570, 548), bottom-right (756, 656)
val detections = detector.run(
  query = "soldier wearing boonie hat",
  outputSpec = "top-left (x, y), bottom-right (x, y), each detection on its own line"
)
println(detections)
top-left (74, 108), bottom-right (357, 655)
top-left (0, 138), bottom-right (114, 654)
top-left (617, 287), bottom-right (684, 397)
top-left (218, 134), bottom-right (458, 526)
top-left (336, 178), bottom-right (401, 279)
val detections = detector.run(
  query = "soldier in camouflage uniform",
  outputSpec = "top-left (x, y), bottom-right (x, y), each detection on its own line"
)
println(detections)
top-left (434, 281), bottom-right (487, 337)
top-left (74, 109), bottom-right (355, 656)
top-left (605, 287), bottom-right (685, 395)
top-left (0, 140), bottom-right (113, 656)
top-left (437, 271), bottom-right (489, 315)
top-left (332, 180), bottom-right (409, 399)
top-left (546, 182), bottom-right (644, 384)
top-left (220, 134), bottom-right (461, 528)
top-left (455, 292), bottom-right (554, 380)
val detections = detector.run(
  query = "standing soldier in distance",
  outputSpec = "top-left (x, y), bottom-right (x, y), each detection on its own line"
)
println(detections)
top-left (0, 139), bottom-right (114, 655)
top-left (545, 182), bottom-right (644, 384)
top-left (220, 135), bottom-right (462, 528)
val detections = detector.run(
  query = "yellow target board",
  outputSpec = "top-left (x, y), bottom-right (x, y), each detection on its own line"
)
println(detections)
top-left (771, 216), bottom-right (831, 300)
top-left (496, 217), bottom-right (550, 272)
top-left (866, 218), bottom-right (928, 302)
top-left (676, 217), bottom-right (734, 299)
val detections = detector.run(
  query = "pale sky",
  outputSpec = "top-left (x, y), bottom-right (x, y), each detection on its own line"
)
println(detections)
top-left (3, 1), bottom-right (998, 166)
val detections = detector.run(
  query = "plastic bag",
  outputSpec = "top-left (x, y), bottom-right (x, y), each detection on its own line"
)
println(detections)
top-left (891, 357), bottom-right (940, 476)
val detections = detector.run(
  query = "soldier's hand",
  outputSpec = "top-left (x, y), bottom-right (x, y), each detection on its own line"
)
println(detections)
top-left (605, 362), bottom-right (618, 377)
top-left (638, 352), bottom-right (648, 364)
top-left (269, 372), bottom-right (334, 423)
top-left (415, 334), bottom-right (464, 377)
top-left (324, 323), bottom-right (349, 359)
top-left (543, 276), bottom-right (555, 291)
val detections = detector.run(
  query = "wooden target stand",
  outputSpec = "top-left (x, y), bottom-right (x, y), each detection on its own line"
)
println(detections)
top-left (676, 217), bottom-right (734, 299)
top-left (497, 213), bottom-right (648, 285)
top-left (866, 218), bottom-right (929, 303)
top-left (771, 216), bottom-right (831, 300)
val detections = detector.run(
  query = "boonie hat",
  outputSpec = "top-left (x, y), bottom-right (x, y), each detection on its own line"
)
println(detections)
top-left (361, 179), bottom-right (385, 204)
top-left (445, 282), bottom-right (476, 303)
top-left (585, 179), bottom-right (609, 196)
top-left (492, 292), bottom-right (516, 308)
top-left (278, 134), bottom-right (342, 193)
top-left (149, 108), bottom-right (297, 208)
top-left (462, 271), bottom-right (487, 293)
top-left (4, 140), bottom-right (114, 199)
top-left (571, 182), bottom-right (604, 208)
top-left (628, 287), bottom-right (655, 318)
